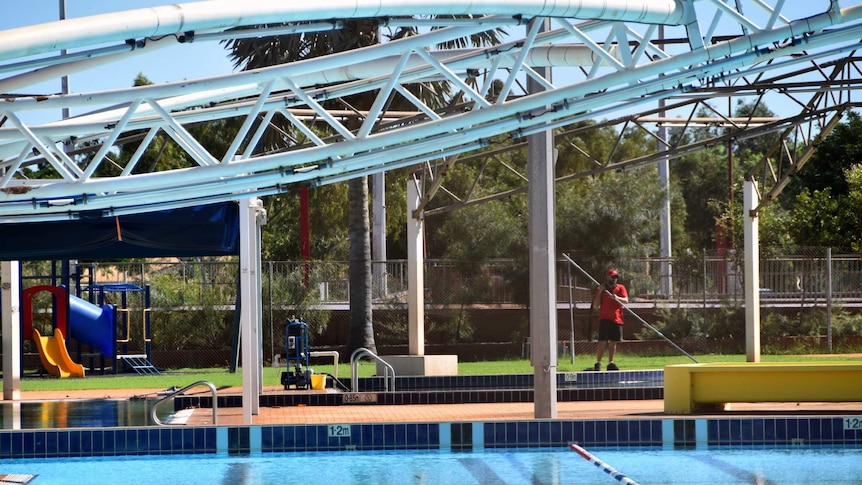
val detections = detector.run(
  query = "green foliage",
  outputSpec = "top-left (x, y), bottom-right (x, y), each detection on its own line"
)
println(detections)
top-left (785, 111), bottom-right (862, 202)
top-left (262, 184), bottom-right (350, 261)
top-left (644, 304), bottom-right (745, 341)
top-left (556, 168), bottom-right (665, 293)
top-left (148, 273), bottom-right (234, 352)
top-left (714, 198), bottom-right (793, 257)
top-left (790, 188), bottom-right (855, 249)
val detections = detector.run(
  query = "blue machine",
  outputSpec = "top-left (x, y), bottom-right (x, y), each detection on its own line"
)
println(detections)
top-left (280, 318), bottom-right (311, 390)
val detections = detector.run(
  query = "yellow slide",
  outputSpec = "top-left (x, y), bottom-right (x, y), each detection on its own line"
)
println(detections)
top-left (32, 328), bottom-right (85, 378)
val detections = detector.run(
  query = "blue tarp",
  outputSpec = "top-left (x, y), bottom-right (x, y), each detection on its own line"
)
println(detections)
top-left (0, 202), bottom-right (239, 260)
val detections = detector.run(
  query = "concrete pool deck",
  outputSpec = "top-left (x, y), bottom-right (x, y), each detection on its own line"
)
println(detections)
top-left (17, 386), bottom-right (862, 427)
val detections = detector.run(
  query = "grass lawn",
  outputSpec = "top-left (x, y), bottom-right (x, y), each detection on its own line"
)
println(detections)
top-left (17, 352), bottom-right (861, 393)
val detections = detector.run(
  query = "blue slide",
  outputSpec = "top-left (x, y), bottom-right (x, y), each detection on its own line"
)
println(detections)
top-left (68, 295), bottom-right (115, 358)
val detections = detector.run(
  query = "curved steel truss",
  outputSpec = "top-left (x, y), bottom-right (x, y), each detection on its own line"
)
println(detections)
top-left (0, 0), bottom-right (860, 222)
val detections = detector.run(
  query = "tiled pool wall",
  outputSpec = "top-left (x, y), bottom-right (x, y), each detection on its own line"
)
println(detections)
top-left (176, 370), bottom-right (664, 408)
top-left (1, 369), bottom-right (860, 459)
top-left (1, 416), bottom-right (861, 459)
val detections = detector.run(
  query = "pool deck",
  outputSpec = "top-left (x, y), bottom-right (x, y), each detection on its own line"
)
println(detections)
top-left (17, 386), bottom-right (862, 427)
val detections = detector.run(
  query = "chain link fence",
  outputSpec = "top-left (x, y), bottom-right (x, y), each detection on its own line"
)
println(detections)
top-left (8, 248), bottom-right (862, 373)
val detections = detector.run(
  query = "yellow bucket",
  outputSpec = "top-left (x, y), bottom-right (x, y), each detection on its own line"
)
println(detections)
top-left (310, 374), bottom-right (326, 390)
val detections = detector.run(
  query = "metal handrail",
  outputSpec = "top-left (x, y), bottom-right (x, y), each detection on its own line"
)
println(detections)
top-left (151, 380), bottom-right (218, 426)
top-left (350, 348), bottom-right (395, 393)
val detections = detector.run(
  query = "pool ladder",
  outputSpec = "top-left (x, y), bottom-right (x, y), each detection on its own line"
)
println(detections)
top-left (151, 380), bottom-right (218, 426)
top-left (350, 348), bottom-right (395, 392)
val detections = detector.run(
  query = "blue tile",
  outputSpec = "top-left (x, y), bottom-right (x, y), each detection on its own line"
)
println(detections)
top-left (57, 431), bottom-right (70, 456)
top-left (406, 423), bottom-right (419, 448)
top-left (594, 421), bottom-right (608, 446)
top-left (294, 426), bottom-right (308, 450)
top-left (360, 424), bottom-right (373, 449)
top-left (516, 422), bottom-right (529, 446)
top-left (95, 430), bottom-right (111, 456)
top-left (282, 426), bottom-right (296, 450)
top-left (181, 428), bottom-right (195, 452)
top-left (774, 419), bottom-right (788, 443)
top-left (549, 421), bottom-right (562, 445)
top-left (428, 424), bottom-right (439, 448)
top-left (606, 421), bottom-right (619, 444)
top-left (650, 421), bottom-right (662, 445)
top-left (0, 432), bottom-right (12, 458)
top-left (729, 419), bottom-right (742, 444)
top-left (260, 427), bottom-right (272, 451)
top-left (304, 426), bottom-right (319, 450)
top-left (147, 429), bottom-right (161, 453)
top-left (143, 428), bottom-right (156, 454)
top-left (583, 421), bottom-right (595, 445)
top-left (394, 424), bottom-right (406, 448)
top-left (68, 431), bottom-right (80, 455)
top-left (623, 421), bottom-right (639, 444)
top-left (808, 419), bottom-right (823, 444)
top-left (372, 424), bottom-right (385, 449)
top-left (45, 431), bottom-right (58, 456)
top-left (22, 431), bottom-right (35, 457)
top-left (558, 422), bottom-right (573, 445)
top-left (33, 431), bottom-right (46, 457)
top-left (384, 424), bottom-right (396, 449)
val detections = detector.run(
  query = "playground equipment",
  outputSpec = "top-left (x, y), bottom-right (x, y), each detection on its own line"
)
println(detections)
top-left (84, 283), bottom-right (158, 375)
top-left (31, 328), bottom-right (85, 378)
top-left (22, 285), bottom-right (109, 378)
top-left (280, 318), bottom-right (312, 390)
top-left (22, 283), bottom-right (158, 377)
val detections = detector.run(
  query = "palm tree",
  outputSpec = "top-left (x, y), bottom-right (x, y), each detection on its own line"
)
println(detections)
top-left (223, 17), bottom-right (502, 357)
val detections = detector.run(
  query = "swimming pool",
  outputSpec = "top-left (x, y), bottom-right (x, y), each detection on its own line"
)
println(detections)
top-left (1, 446), bottom-right (860, 484)
top-left (0, 399), bottom-right (170, 429)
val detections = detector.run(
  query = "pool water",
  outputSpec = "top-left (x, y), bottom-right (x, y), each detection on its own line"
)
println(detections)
top-left (1, 447), bottom-right (860, 484)
top-left (0, 399), bottom-right (170, 429)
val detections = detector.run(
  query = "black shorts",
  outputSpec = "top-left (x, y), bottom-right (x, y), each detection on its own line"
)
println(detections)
top-left (597, 319), bottom-right (623, 342)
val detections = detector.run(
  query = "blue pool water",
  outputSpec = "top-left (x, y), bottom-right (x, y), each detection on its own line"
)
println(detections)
top-left (1, 446), bottom-right (860, 484)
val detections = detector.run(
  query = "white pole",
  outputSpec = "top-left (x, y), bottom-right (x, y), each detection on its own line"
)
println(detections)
top-left (527, 17), bottom-right (557, 419)
top-left (2, 261), bottom-right (21, 401)
top-left (743, 180), bottom-right (760, 362)
top-left (240, 198), bottom-right (264, 423)
top-left (407, 179), bottom-right (425, 356)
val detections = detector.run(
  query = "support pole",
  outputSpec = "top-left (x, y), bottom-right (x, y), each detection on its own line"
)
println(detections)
top-left (527, 17), bottom-right (557, 419)
top-left (373, 172), bottom-right (388, 297)
top-left (407, 179), bottom-right (425, 356)
top-left (240, 198), bottom-right (265, 423)
top-left (2, 261), bottom-right (21, 401)
top-left (743, 180), bottom-right (761, 362)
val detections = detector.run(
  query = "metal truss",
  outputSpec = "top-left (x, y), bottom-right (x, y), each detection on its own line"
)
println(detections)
top-left (423, 53), bottom-right (862, 216)
top-left (0, 0), bottom-right (860, 222)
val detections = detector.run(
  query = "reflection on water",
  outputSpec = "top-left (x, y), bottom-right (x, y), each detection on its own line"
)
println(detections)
top-left (0, 398), bottom-right (172, 429)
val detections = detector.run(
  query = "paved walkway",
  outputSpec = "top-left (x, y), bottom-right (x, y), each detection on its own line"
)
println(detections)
top-left (17, 387), bottom-right (862, 427)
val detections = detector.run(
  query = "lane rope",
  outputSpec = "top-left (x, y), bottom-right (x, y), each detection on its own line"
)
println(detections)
top-left (570, 443), bottom-right (640, 485)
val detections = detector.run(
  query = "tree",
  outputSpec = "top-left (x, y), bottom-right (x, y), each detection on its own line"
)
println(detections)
top-left (222, 19), bottom-right (503, 356)
top-left (780, 112), bottom-right (862, 250)
top-left (784, 111), bottom-right (862, 203)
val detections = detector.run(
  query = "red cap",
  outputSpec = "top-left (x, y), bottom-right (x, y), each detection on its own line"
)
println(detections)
top-left (607, 269), bottom-right (619, 277)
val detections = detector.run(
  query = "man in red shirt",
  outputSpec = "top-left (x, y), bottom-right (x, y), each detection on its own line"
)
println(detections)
top-left (591, 268), bottom-right (629, 371)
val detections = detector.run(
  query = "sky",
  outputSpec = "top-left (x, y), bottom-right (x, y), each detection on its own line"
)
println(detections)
top-left (0, 0), bottom-right (237, 122)
top-left (0, 0), bottom-right (847, 124)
